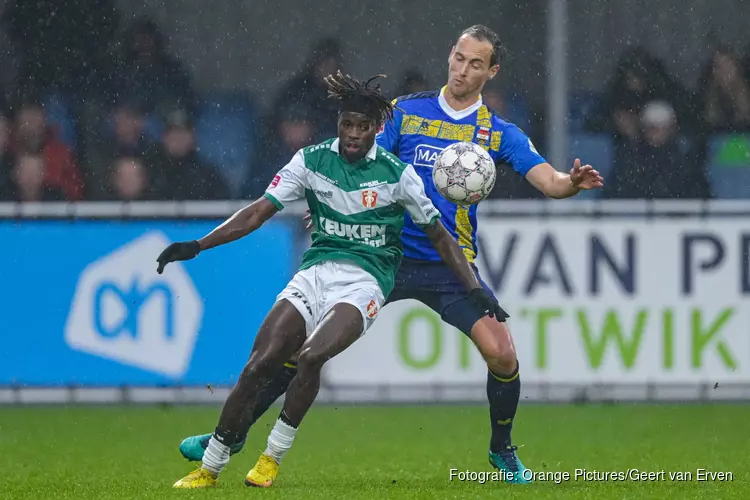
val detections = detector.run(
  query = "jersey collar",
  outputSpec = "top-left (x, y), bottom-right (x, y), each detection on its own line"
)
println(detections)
top-left (438, 86), bottom-right (483, 120)
top-left (331, 137), bottom-right (378, 162)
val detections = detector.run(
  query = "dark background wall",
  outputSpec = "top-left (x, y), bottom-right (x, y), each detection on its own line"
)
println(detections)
top-left (0, 0), bottom-right (745, 115)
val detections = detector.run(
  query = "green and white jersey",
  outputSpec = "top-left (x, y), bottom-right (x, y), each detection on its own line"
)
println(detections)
top-left (264, 137), bottom-right (440, 296)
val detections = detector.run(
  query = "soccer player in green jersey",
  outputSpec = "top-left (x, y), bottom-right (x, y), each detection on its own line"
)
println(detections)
top-left (160, 72), bottom-right (506, 489)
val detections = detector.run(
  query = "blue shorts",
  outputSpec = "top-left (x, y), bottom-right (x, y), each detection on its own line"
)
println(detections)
top-left (385, 257), bottom-right (508, 336)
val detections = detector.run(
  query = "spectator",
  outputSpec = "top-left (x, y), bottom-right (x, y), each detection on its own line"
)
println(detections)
top-left (697, 46), bottom-right (750, 133)
top-left (2, 0), bottom-right (119, 97)
top-left (146, 108), bottom-right (229, 200)
top-left (396, 69), bottom-right (429, 96)
top-left (244, 104), bottom-right (315, 198)
top-left (605, 101), bottom-right (709, 199)
top-left (101, 156), bottom-right (152, 201)
top-left (0, 102), bottom-right (13, 193)
top-left (0, 153), bottom-right (64, 202)
top-left (10, 96), bottom-right (84, 200)
top-left (585, 47), bottom-right (695, 141)
top-left (269, 37), bottom-right (344, 142)
top-left (102, 16), bottom-right (195, 116)
top-left (482, 87), bottom-right (504, 114)
top-left (84, 96), bottom-right (153, 199)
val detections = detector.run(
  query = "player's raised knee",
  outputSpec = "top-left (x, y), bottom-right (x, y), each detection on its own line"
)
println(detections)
top-left (486, 351), bottom-right (517, 377)
top-left (472, 321), bottom-right (517, 375)
top-left (484, 338), bottom-right (516, 373)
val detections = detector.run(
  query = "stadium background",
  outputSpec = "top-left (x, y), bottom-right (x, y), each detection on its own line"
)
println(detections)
top-left (2, 1), bottom-right (748, 497)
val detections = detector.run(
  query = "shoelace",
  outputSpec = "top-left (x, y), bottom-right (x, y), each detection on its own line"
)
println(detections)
top-left (498, 445), bottom-right (521, 473)
top-left (258, 456), bottom-right (277, 476)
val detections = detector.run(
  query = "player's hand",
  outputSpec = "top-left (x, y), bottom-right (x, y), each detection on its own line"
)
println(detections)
top-left (570, 158), bottom-right (604, 190)
top-left (303, 209), bottom-right (312, 230)
top-left (468, 288), bottom-right (509, 321)
top-left (156, 240), bottom-right (201, 274)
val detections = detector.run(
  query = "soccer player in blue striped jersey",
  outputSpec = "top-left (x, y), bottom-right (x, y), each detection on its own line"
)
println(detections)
top-left (177, 25), bottom-right (603, 485)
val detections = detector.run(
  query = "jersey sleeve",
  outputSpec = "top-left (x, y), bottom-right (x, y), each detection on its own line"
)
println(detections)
top-left (493, 124), bottom-right (547, 177)
top-left (375, 98), bottom-right (403, 153)
top-left (263, 149), bottom-right (308, 210)
top-left (395, 164), bottom-right (441, 227)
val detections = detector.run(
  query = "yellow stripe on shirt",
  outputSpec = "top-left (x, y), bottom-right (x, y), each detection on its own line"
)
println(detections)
top-left (454, 205), bottom-right (476, 262)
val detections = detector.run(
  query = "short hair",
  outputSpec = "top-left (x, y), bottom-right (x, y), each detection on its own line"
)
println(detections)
top-left (458, 25), bottom-right (506, 67)
top-left (324, 71), bottom-right (395, 125)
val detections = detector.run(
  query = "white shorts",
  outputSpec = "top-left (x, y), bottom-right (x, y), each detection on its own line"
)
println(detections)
top-left (276, 260), bottom-right (386, 336)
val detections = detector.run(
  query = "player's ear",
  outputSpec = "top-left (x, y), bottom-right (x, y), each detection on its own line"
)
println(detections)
top-left (488, 64), bottom-right (500, 80)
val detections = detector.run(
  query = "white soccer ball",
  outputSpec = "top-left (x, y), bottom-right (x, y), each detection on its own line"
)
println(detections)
top-left (432, 142), bottom-right (496, 205)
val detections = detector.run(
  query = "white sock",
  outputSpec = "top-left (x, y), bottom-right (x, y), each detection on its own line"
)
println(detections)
top-left (202, 435), bottom-right (231, 475)
top-left (264, 418), bottom-right (298, 464)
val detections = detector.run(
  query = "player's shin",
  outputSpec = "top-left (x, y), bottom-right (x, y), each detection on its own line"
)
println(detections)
top-left (258, 303), bottom-right (364, 466)
top-left (487, 361), bottom-right (521, 452)
top-left (244, 362), bottom-right (298, 436)
top-left (203, 379), bottom-right (267, 475)
top-left (263, 409), bottom-right (300, 464)
top-left (262, 369), bottom-right (321, 464)
top-left (204, 339), bottom-right (304, 474)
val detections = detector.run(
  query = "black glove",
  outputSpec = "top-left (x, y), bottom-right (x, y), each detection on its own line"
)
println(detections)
top-left (468, 288), bottom-right (509, 321)
top-left (156, 240), bottom-right (201, 274)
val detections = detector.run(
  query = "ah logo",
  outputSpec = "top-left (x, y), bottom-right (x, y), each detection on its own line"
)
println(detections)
top-left (413, 144), bottom-right (444, 168)
top-left (64, 231), bottom-right (203, 378)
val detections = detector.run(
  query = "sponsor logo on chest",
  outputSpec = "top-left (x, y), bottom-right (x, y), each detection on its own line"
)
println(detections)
top-left (359, 179), bottom-right (386, 188)
top-left (319, 217), bottom-right (387, 247)
top-left (413, 144), bottom-right (445, 168)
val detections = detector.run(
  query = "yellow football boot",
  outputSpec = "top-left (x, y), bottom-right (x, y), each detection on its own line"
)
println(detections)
top-left (173, 466), bottom-right (218, 488)
top-left (244, 454), bottom-right (280, 488)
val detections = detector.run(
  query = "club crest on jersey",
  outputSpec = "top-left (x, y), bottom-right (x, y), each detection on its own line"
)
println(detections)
top-left (366, 299), bottom-right (378, 319)
top-left (362, 189), bottom-right (378, 208)
top-left (477, 126), bottom-right (491, 146)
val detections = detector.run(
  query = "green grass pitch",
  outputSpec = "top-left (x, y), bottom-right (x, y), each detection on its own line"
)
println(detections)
top-left (2, 403), bottom-right (747, 499)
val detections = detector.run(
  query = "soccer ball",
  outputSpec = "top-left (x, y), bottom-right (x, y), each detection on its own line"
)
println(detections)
top-left (432, 142), bottom-right (496, 205)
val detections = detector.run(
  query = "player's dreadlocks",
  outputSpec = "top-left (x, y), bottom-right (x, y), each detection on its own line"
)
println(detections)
top-left (324, 71), bottom-right (395, 125)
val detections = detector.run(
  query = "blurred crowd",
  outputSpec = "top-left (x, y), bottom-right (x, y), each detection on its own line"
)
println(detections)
top-left (0, 2), bottom-right (749, 203)
top-left (582, 46), bottom-right (750, 199)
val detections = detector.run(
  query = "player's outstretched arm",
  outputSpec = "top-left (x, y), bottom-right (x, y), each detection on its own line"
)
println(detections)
top-left (197, 197), bottom-right (278, 251)
top-left (424, 220), bottom-right (506, 319)
top-left (156, 197), bottom-right (278, 274)
top-left (525, 158), bottom-right (604, 199)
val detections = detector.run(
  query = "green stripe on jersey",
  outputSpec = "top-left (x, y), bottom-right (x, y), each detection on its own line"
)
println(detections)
top-left (264, 192), bottom-right (284, 210)
top-left (295, 139), bottom-right (415, 296)
top-left (302, 189), bottom-right (406, 296)
top-left (303, 139), bottom-right (406, 192)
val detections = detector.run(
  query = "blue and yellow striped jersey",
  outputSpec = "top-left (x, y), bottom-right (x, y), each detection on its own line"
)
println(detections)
top-left (376, 87), bottom-right (546, 262)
